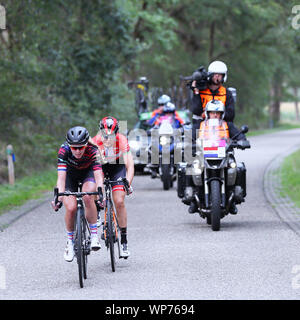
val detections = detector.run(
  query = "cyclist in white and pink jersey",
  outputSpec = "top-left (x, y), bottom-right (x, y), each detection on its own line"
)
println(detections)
top-left (92, 116), bottom-right (134, 258)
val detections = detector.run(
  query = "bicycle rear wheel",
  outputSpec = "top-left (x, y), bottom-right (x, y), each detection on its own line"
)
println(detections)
top-left (106, 200), bottom-right (116, 272)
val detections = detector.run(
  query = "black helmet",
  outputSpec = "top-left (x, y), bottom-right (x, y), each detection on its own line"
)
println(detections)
top-left (66, 126), bottom-right (89, 145)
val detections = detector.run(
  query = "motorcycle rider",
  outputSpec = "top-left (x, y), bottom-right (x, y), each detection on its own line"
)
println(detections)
top-left (149, 93), bottom-right (185, 127)
top-left (199, 100), bottom-right (229, 139)
top-left (148, 101), bottom-right (185, 128)
top-left (191, 60), bottom-right (249, 147)
top-left (151, 94), bottom-right (171, 118)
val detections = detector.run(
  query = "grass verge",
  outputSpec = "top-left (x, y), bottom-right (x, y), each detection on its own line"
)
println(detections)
top-left (0, 168), bottom-right (57, 216)
top-left (247, 123), bottom-right (300, 137)
top-left (280, 149), bottom-right (300, 209)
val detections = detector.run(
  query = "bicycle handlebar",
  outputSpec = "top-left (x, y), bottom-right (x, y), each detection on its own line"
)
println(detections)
top-left (53, 187), bottom-right (103, 212)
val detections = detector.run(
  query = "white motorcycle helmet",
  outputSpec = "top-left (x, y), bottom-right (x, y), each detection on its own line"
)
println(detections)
top-left (158, 94), bottom-right (171, 106)
top-left (163, 101), bottom-right (176, 113)
top-left (205, 100), bottom-right (225, 119)
top-left (208, 60), bottom-right (228, 83)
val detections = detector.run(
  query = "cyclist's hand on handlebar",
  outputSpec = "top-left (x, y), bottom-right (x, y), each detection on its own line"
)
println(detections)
top-left (51, 200), bottom-right (62, 212)
top-left (126, 185), bottom-right (133, 196)
top-left (95, 198), bottom-right (105, 211)
top-left (123, 178), bottom-right (133, 195)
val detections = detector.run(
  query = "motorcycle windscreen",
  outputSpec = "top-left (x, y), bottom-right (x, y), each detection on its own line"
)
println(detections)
top-left (158, 119), bottom-right (174, 135)
top-left (198, 119), bottom-right (229, 159)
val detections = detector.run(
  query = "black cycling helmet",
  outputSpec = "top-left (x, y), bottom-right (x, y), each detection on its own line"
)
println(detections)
top-left (66, 126), bottom-right (89, 145)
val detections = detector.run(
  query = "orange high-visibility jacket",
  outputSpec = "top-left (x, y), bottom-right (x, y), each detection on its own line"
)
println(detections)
top-left (199, 119), bottom-right (229, 140)
top-left (199, 86), bottom-right (227, 112)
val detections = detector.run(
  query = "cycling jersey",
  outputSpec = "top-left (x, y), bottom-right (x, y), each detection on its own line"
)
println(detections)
top-left (57, 142), bottom-right (102, 172)
top-left (92, 133), bottom-right (130, 164)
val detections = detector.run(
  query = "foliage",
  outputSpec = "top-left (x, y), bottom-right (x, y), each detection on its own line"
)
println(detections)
top-left (280, 149), bottom-right (300, 209)
top-left (0, 0), bottom-right (136, 181)
top-left (0, 0), bottom-right (300, 184)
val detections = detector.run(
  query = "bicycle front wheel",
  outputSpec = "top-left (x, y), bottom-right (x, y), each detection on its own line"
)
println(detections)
top-left (75, 207), bottom-right (85, 288)
top-left (82, 217), bottom-right (90, 280)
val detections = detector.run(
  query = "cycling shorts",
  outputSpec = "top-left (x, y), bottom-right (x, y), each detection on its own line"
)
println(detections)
top-left (102, 163), bottom-right (126, 192)
top-left (65, 167), bottom-right (96, 192)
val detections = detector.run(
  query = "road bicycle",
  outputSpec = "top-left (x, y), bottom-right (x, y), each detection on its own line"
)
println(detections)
top-left (53, 185), bottom-right (102, 288)
top-left (128, 77), bottom-right (149, 116)
top-left (101, 175), bottom-right (130, 272)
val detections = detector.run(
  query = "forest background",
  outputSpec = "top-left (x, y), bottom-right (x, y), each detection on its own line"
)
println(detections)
top-left (0, 0), bottom-right (300, 182)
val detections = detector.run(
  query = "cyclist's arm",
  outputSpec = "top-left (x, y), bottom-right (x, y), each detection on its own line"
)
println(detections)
top-left (123, 151), bottom-right (134, 186)
top-left (56, 170), bottom-right (66, 202)
top-left (94, 169), bottom-right (104, 194)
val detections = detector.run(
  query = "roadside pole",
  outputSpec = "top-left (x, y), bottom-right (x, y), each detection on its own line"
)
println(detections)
top-left (6, 144), bottom-right (15, 185)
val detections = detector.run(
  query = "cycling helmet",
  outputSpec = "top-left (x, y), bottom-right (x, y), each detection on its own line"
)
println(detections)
top-left (99, 116), bottom-right (119, 135)
top-left (66, 126), bottom-right (89, 145)
top-left (205, 100), bottom-right (225, 119)
top-left (163, 102), bottom-right (176, 114)
top-left (157, 94), bottom-right (171, 106)
top-left (208, 60), bottom-right (228, 83)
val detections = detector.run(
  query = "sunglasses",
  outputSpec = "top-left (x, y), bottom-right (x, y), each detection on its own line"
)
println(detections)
top-left (101, 131), bottom-right (115, 139)
top-left (70, 145), bottom-right (86, 151)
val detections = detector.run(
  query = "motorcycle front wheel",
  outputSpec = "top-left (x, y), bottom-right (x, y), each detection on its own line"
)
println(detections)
top-left (210, 180), bottom-right (221, 231)
top-left (161, 164), bottom-right (171, 190)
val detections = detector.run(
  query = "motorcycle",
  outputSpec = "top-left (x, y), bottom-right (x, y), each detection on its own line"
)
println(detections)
top-left (147, 114), bottom-right (183, 190)
top-left (177, 118), bottom-right (250, 231)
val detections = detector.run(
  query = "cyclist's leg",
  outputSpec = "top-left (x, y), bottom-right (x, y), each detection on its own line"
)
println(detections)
top-left (112, 189), bottom-right (126, 228)
top-left (110, 164), bottom-right (130, 256)
top-left (82, 169), bottom-right (101, 250)
top-left (63, 171), bottom-right (78, 261)
top-left (64, 170), bottom-right (79, 233)
top-left (109, 164), bottom-right (127, 228)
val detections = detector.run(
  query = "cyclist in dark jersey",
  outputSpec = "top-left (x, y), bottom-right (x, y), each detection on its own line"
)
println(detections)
top-left (52, 126), bottom-right (104, 262)
top-left (92, 116), bottom-right (134, 258)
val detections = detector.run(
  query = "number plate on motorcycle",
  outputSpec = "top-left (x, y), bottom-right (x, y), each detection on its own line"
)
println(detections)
top-left (203, 140), bottom-right (226, 158)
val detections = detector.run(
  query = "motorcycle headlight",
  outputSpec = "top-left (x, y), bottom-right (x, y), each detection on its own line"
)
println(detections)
top-left (193, 159), bottom-right (202, 174)
top-left (160, 136), bottom-right (169, 146)
top-left (230, 162), bottom-right (237, 168)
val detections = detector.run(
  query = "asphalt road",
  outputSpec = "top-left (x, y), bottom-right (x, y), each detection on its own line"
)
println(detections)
top-left (1, 129), bottom-right (300, 300)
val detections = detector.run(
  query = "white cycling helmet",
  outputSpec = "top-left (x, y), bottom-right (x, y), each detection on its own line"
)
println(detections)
top-left (205, 100), bottom-right (225, 119)
top-left (208, 60), bottom-right (228, 83)
top-left (158, 94), bottom-right (171, 106)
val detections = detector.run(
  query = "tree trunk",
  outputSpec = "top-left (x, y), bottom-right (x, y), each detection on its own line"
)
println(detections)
top-left (269, 73), bottom-right (282, 127)
top-left (208, 21), bottom-right (215, 62)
